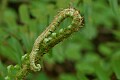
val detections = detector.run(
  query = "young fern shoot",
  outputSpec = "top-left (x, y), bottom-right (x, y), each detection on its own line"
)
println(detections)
top-left (5, 7), bottom-right (84, 80)
top-left (29, 7), bottom-right (83, 71)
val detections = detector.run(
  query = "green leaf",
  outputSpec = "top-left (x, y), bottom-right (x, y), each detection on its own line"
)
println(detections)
top-left (56, 0), bottom-right (70, 8)
top-left (82, 0), bottom-right (97, 39)
top-left (77, 72), bottom-right (88, 80)
top-left (29, 2), bottom-right (47, 24)
top-left (98, 44), bottom-right (112, 57)
top-left (7, 37), bottom-right (24, 64)
top-left (0, 37), bottom-right (23, 63)
top-left (19, 33), bottom-right (33, 52)
top-left (92, 60), bottom-right (110, 80)
top-left (0, 61), bottom-right (7, 77)
top-left (113, 30), bottom-right (120, 40)
top-left (36, 72), bottom-right (49, 80)
top-left (59, 74), bottom-right (77, 80)
top-left (109, 0), bottom-right (120, 26)
top-left (0, 77), bottom-right (4, 80)
top-left (109, 0), bottom-right (119, 15)
top-left (6, 65), bottom-right (21, 80)
top-left (75, 62), bottom-right (94, 74)
top-left (65, 43), bottom-right (81, 61)
top-left (52, 43), bottom-right (65, 63)
top-left (3, 9), bottom-right (17, 27)
top-left (0, 45), bottom-right (18, 63)
top-left (19, 4), bottom-right (30, 24)
top-left (111, 51), bottom-right (120, 79)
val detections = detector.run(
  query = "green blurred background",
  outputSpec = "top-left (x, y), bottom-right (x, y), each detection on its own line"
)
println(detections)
top-left (0, 0), bottom-right (120, 80)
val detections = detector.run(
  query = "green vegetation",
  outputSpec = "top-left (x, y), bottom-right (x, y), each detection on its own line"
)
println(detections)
top-left (0, 0), bottom-right (120, 80)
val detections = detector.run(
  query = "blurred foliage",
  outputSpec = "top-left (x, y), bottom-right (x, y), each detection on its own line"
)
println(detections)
top-left (0, 0), bottom-right (120, 80)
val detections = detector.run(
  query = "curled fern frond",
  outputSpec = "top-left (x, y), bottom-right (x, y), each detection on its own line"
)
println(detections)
top-left (29, 7), bottom-right (83, 71)
top-left (5, 7), bottom-right (84, 80)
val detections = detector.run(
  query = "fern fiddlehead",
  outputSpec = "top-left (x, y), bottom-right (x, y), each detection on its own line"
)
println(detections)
top-left (5, 7), bottom-right (84, 80)
top-left (29, 7), bottom-right (83, 71)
